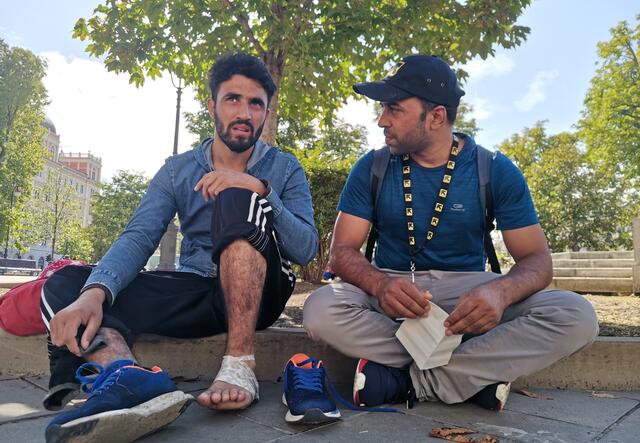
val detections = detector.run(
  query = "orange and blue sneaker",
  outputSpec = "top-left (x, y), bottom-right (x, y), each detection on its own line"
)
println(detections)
top-left (45, 359), bottom-right (193, 443)
top-left (282, 353), bottom-right (341, 424)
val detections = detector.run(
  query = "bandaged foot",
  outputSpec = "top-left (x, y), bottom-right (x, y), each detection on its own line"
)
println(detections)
top-left (197, 355), bottom-right (259, 410)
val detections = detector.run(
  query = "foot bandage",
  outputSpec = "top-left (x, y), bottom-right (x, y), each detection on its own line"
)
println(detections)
top-left (213, 355), bottom-right (259, 401)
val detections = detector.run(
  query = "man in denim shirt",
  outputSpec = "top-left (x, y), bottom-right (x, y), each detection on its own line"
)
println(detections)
top-left (41, 52), bottom-right (318, 443)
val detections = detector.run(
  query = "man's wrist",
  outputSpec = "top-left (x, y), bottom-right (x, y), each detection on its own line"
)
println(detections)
top-left (371, 274), bottom-right (389, 299)
top-left (258, 178), bottom-right (271, 198)
top-left (80, 284), bottom-right (110, 304)
top-left (485, 277), bottom-right (513, 308)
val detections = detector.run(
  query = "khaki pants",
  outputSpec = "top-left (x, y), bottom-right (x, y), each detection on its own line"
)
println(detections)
top-left (302, 269), bottom-right (598, 404)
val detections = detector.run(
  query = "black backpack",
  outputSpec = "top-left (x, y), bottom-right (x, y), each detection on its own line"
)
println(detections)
top-left (364, 145), bottom-right (502, 274)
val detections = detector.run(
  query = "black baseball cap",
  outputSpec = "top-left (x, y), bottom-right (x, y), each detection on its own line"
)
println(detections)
top-left (353, 55), bottom-right (465, 107)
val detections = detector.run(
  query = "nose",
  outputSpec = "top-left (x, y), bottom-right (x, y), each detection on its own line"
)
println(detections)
top-left (237, 100), bottom-right (251, 120)
top-left (378, 106), bottom-right (391, 128)
top-left (378, 109), bottom-right (390, 128)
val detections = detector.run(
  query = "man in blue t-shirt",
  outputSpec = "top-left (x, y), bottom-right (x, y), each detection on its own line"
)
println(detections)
top-left (303, 55), bottom-right (598, 411)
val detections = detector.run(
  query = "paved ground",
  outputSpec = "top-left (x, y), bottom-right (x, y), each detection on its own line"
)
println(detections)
top-left (1, 374), bottom-right (638, 443)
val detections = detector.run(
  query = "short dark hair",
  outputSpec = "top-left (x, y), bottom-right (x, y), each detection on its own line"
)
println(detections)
top-left (419, 99), bottom-right (457, 125)
top-left (208, 52), bottom-right (276, 104)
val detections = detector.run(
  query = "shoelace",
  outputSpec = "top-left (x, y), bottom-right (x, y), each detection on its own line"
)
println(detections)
top-left (292, 357), bottom-right (401, 414)
top-left (75, 361), bottom-right (129, 397)
top-left (291, 361), bottom-right (324, 392)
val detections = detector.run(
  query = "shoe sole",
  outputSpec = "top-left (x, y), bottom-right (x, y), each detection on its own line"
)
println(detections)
top-left (495, 382), bottom-right (511, 412)
top-left (45, 391), bottom-right (193, 443)
top-left (352, 358), bottom-right (368, 406)
top-left (43, 383), bottom-right (82, 411)
top-left (281, 393), bottom-right (341, 424)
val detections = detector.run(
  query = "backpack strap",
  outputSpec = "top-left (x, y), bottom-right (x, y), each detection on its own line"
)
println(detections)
top-left (477, 145), bottom-right (501, 274)
top-left (365, 147), bottom-right (391, 262)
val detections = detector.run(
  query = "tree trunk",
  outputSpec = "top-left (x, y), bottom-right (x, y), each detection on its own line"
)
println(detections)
top-left (262, 51), bottom-right (285, 146)
top-left (51, 224), bottom-right (57, 259)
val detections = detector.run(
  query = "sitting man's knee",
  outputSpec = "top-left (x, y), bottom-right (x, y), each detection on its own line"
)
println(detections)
top-left (555, 291), bottom-right (599, 349)
top-left (215, 187), bottom-right (254, 206)
top-left (302, 285), bottom-right (336, 340)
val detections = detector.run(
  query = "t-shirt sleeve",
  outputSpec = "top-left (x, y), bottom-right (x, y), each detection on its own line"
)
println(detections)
top-left (336, 151), bottom-right (375, 221)
top-left (492, 153), bottom-right (539, 230)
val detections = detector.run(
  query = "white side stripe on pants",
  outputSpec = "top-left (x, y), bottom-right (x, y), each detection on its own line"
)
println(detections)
top-left (247, 193), bottom-right (258, 222)
top-left (41, 287), bottom-right (54, 331)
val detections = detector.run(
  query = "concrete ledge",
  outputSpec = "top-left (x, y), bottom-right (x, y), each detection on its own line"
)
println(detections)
top-left (550, 276), bottom-right (633, 293)
top-left (2, 329), bottom-right (639, 391)
top-left (514, 337), bottom-right (640, 391)
top-left (553, 267), bottom-right (632, 278)
top-left (552, 259), bottom-right (635, 268)
top-left (551, 251), bottom-right (634, 260)
top-left (549, 277), bottom-right (633, 293)
top-left (0, 276), bottom-right (35, 289)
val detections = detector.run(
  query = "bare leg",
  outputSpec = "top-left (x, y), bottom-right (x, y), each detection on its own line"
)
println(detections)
top-left (84, 327), bottom-right (136, 366)
top-left (197, 239), bottom-right (266, 410)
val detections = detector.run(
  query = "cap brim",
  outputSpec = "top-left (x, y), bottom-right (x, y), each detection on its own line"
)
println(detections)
top-left (353, 80), bottom-right (413, 102)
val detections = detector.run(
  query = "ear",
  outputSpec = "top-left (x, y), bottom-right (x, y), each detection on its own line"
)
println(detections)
top-left (207, 98), bottom-right (215, 120)
top-left (429, 106), bottom-right (448, 130)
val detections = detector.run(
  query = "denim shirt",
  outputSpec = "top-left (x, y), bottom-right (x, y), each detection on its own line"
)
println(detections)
top-left (83, 138), bottom-right (319, 303)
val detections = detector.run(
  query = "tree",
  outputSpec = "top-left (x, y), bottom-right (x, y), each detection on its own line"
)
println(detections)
top-left (0, 40), bottom-right (48, 254)
top-left (73, 1), bottom-right (531, 144)
top-left (0, 40), bottom-right (48, 161)
top-left (29, 166), bottom-right (82, 258)
top-left (284, 120), bottom-right (367, 282)
top-left (59, 222), bottom-right (94, 262)
top-left (498, 122), bottom-right (638, 251)
top-left (578, 15), bottom-right (640, 179)
top-left (90, 170), bottom-right (148, 261)
top-left (454, 101), bottom-right (480, 137)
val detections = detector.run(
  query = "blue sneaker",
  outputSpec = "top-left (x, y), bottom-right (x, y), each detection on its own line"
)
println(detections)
top-left (353, 359), bottom-right (415, 408)
top-left (45, 359), bottom-right (193, 443)
top-left (282, 353), bottom-right (341, 424)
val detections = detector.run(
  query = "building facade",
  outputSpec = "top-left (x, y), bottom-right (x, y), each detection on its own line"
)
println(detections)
top-left (6, 117), bottom-right (102, 265)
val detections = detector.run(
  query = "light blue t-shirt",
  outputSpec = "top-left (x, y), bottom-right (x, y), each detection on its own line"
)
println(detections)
top-left (337, 134), bottom-right (538, 272)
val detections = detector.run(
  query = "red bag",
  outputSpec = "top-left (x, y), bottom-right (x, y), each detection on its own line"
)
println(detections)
top-left (0, 259), bottom-right (86, 336)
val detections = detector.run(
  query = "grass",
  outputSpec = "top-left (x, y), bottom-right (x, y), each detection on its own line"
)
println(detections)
top-left (2, 284), bottom-right (639, 336)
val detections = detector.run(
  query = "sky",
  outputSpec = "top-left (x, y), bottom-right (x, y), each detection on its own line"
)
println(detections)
top-left (0, 0), bottom-right (638, 180)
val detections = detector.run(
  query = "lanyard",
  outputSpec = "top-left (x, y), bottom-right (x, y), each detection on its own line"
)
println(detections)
top-left (402, 136), bottom-right (459, 283)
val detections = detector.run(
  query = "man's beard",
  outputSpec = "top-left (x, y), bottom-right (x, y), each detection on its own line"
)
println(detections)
top-left (215, 113), bottom-right (265, 153)
top-left (385, 126), bottom-right (430, 155)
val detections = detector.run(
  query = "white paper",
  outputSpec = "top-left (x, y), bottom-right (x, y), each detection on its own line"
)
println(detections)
top-left (395, 301), bottom-right (462, 370)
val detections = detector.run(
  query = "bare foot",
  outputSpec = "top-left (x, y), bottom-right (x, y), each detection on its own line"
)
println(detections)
top-left (197, 358), bottom-right (258, 411)
top-left (197, 380), bottom-right (254, 410)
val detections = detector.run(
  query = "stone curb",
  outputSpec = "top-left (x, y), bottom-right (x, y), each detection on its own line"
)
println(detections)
top-left (1, 329), bottom-right (639, 390)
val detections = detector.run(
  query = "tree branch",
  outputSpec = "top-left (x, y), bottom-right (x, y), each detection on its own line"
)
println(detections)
top-left (624, 38), bottom-right (639, 69)
top-left (221, 0), bottom-right (266, 58)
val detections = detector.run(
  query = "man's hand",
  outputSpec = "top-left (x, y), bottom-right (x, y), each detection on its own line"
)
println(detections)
top-left (194, 170), bottom-right (266, 201)
top-left (444, 282), bottom-right (507, 336)
top-left (374, 277), bottom-right (432, 319)
top-left (50, 287), bottom-right (105, 356)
